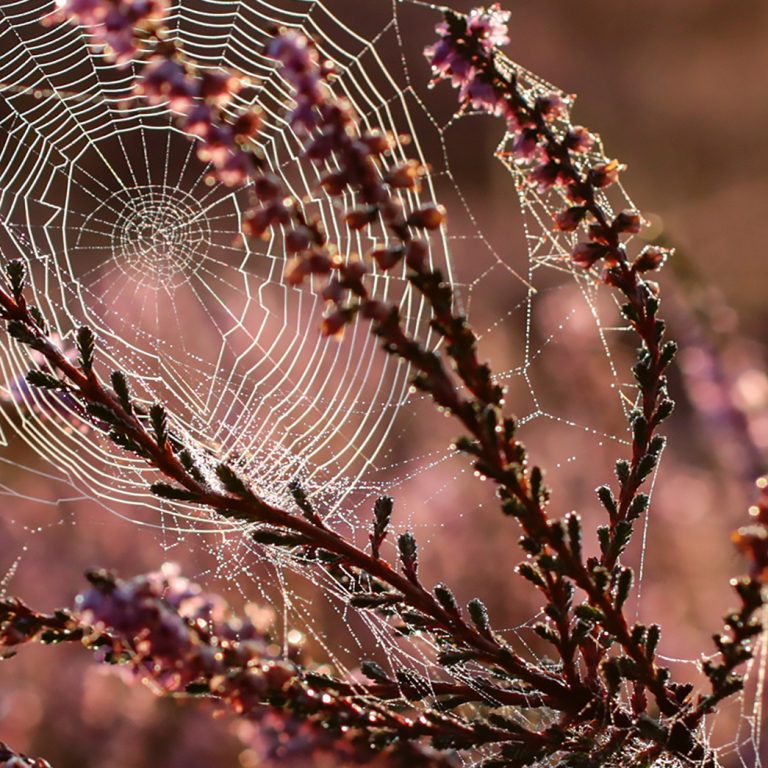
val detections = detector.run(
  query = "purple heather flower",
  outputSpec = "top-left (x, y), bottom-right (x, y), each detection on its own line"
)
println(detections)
top-left (424, 36), bottom-right (475, 88)
top-left (511, 127), bottom-right (540, 158)
top-left (51, 0), bottom-right (108, 25)
top-left (463, 76), bottom-right (503, 113)
top-left (590, 159), bottom-right (624, 189)
top-left (554, 205), bottom-right (588, 232)
top-left (613, 209), bottom-right (643, 235)
top-left (425, 5), bottom-right (510, 91)
top-left (467, 4), bottom-right (511, 51)
top-left (565, 125), bottom-right (596, 153)
top-left (266, 31), bottom-right (327, 133)
top-left (633, 245), bottom-right (669, 273)
top-left (51, 0), bottom-right (169, 62)
top-left (138, 58), bottom-right (195, 109)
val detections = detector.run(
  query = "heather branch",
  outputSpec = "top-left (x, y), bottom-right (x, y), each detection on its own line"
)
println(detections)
top-left (0, 265), bottom-right (572, 759)
top-left (0, 566), bottom-right (460, 767)
top-left (421, 1), bottom-right (695, 720)
top-left (261, 16), bottom-right (684, 728)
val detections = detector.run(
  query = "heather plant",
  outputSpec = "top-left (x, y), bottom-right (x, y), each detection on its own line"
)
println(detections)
top-left (0, 2), bottom-right (766, 767)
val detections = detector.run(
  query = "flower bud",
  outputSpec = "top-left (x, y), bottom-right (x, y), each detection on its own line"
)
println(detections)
top-left (511, 128), bottom-right (539, 158)
top-left (405, 239), bottom-right (429, 272)
top-left (363, 130), bottom-right (391, 155)
top-left (285, 228), bottom-right (311, 253)
top-left (232, 109), bottom-right (262, 139)
top-left (340, 260), bottom-right (367, 284)
top-left (572, 242), bottom-right (607, 269)
top-left (407, 204), bottom-right (445, 230)
top-left (321, 309), bottom-right (349, 339)
top-left (217, 152), bottom-right (252, 186)
top-left (535, 92), bottom-right (567, 120)
top-left (361, 300), bottom-right (391, 323)
top-left (614, 210), bottom-right (643, 235)
top-left (307, 252), bottom-right (333, 276)
top-left (381, 200), bottom-right (403, 224)
top-left (184, 105), bottom-right (213, 137)
top-left (243, 201), bottom-right (289, 238)
top-left (530, 161), bottom-right (561, 191)
top-left (387, 160), bottom-right (423, 190)
top-left (200, 70), bottom-right (238, 105)
top-left (320, 171), bottom-right (348, 196)
top-left (565, 126), bottom-right (595, 153)
top-left (285, 258), bottom-right (310, 286)
top-left (306, 132), bottom-right (336, 162)
top-left (633, 245), bottom-right (669, 273)
top-left (345, 207), bottom-right (379, 230)
top-left (322, 280), bottom-right (345, 303)
top-left (554, 206), bottom-right (587, 232)
top-left (254, 174), bottom-right (281, 201)
top-left (590, 160), bottom-right (624, 189)
top-left (588, 223), bottom-right (611, 245)
top-left (372, 246), bottom-right (404, 271)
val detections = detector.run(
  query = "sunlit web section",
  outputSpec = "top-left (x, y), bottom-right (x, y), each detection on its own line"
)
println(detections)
top-left (0, 0), bottom-right (634, 526)
top-left (0, 2), bottom-right (761, 765)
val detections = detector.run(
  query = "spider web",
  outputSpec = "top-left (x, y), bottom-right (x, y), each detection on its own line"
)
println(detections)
top-left (0, 0), bottom-right (762, 765)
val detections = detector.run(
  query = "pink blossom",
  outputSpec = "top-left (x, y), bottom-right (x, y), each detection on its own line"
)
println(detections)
top-left (466, 4), bottom-right (511, 52)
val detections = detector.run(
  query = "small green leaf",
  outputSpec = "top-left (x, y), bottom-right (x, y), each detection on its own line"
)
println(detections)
top-left (110, 371), bottom-right (133, 414)
top-left (467, 597), bottom-right (491, 635)
top-left (615, 567), bottom-right (634, 609)
top-left (216, 463), bottom-right (252, 497)
top-left (76, 326), bottom-right (95, 374)
top-left (149, 403), bottom-right (167, 448)
top-left (349, 592), bottom-right (403, 609)
top-left (5, 259), bottom-right (26, 301)
top-left (251, 528), bottom-right (306, 548)
top-left (86, 402), bottom-right (120, 426)
top-left (398, 532), bottom-right (418, 581)
top-left (25, 370), bottom-right (64, 390)
top-left (566, 512), bottom-right (582, 558)
top-left (360, 660), bottom-right (390, 683)
top-left (6, 320), bottom-right (37, 346)
top-left (433, 582), bottom-right (460, 615)
top-left (150, 482), bottom-right (200, 502)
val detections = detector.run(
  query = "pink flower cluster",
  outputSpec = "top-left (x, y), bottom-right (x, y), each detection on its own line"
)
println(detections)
top-left (135, 57), bottom-right (261, 185)
top-left (75, 567), bottom-right (380, 763)
top-left (53, 0), bottom-right (260, 186)
top-left (76, 563), bottom-right (289, 695)
top-left (425, 8), bottom-right (584, 190)
top-left (260, 29), bottom-right (446, 338)
top-left (54, 3), bottom-right (447, 339)
top-left (425, 5), bottom-right (511, 115)
top-left (265, 31), bottom-right (331, 134)
top-left (48, 0), bottom-right (168, 62)
top-left (424, 7), bottom-right (673, 280)
top-left (2, 566), bottom-right (455, 767)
